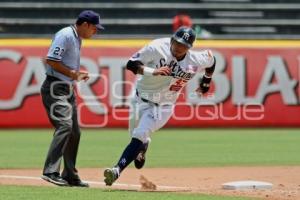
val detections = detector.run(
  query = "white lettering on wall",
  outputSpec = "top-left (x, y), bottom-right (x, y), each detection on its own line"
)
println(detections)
top-left (0, 50), bottom-right (299, 112)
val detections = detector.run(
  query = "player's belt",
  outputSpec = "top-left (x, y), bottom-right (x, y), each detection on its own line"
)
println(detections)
top-left (136, 90), bottom-right (159, 106)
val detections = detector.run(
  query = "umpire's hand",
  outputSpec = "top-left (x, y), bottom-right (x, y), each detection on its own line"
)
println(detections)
top-left (71, 70), bottom-right (90, 82)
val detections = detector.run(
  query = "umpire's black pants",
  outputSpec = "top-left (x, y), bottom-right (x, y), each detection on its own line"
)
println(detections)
top-left (41, 75), bottom-right (81, 181)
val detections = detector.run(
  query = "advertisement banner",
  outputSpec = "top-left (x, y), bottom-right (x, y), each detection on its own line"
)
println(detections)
top-left (0, 40), bottom-right (299, 127)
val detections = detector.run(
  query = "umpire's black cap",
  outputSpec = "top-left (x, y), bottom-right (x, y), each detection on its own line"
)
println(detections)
top-left (77, 10), bottom-right (104, 30)
top-left (172, 26), bottom-right (196, 48)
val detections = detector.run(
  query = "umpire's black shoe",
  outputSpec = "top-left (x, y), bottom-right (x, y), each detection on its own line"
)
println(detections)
top-left (41, 173), bottom-right (69, 186)
top-left (66, 179), bottom-right (89, 187)
top-left (134, 142), bottom-right (149, 169)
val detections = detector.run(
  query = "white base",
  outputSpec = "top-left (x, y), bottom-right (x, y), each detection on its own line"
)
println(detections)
top-left (222, 180), bottom-right (273, 190)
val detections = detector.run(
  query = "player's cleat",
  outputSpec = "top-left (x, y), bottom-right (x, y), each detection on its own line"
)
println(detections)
top-left (104, 167), bottom-right (120, 186)
top-left (41, 173), bottom-right (69, 186)
top-left (134, 142), bottom-right (149, 169)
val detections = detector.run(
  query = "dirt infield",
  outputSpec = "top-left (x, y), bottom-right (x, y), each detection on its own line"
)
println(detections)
top-left (0, 166), bottom-right (300, 200)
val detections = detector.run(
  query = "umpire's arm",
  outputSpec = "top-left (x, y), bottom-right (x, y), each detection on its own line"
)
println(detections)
top-left (46, 59), bottom-right (88, 81)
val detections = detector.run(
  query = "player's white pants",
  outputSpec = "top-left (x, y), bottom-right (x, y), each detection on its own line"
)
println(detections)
top-left (129, 94), bottom-right (174, 143)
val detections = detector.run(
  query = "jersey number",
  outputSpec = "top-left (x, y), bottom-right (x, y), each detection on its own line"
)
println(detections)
top-left (169, 79), bottom-right (187, 92)
top-left (53, 47), bottom-right (64, 56)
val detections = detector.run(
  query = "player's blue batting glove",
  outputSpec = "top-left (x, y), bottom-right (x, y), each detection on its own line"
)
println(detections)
top-left (199, 75), bottom-right (212, 94)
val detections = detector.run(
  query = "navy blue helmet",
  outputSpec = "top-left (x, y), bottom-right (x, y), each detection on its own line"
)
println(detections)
top-left (172, 26), bottom-right (196, 48)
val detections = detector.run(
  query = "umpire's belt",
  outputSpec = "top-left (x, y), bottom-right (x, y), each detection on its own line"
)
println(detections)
top-left (136, 90), bottom-right (159, 106)
top-left (46, 75), bottom-right (62, 82)
top-left (46, 75), bottom-right (74, 91)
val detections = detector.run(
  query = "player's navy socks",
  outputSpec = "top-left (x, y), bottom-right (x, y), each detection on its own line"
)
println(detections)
top-left (116, 138), bottom-right (143, 172)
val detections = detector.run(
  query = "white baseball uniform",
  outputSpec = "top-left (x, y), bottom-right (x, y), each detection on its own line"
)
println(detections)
top-left (129, 38), bottom-right (214, 143)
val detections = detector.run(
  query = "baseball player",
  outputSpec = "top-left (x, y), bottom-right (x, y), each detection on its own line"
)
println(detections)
top-left (41, 10), bottom-right (104, 187)
top-left (103, 26), bottom-right (216, 186)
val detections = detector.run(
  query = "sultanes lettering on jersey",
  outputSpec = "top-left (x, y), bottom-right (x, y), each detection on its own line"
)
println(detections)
top-left (156, 58), bottom-right (196, 80)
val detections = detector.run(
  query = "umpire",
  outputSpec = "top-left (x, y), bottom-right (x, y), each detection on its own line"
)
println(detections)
top-left (41, 10), bottom-right (104, 187)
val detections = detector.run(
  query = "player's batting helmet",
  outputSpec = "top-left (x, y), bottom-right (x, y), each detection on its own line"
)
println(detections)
top-left (172, 26), bottom-right (196, 48)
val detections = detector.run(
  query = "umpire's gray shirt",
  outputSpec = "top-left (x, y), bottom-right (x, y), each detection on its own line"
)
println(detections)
top-left (46, 25), bottom-right (82, 82)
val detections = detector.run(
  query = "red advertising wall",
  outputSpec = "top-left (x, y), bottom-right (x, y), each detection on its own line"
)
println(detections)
top-left (0, 39), bottom-right (299, 127)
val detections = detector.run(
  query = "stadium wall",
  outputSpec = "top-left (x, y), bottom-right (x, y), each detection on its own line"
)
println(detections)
top-left (0, 39), bottom-right (299, 128)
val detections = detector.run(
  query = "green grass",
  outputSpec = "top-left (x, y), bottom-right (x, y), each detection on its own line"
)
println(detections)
top-left (0, 128), bottom-right (299, 169)
top-left (1, 128), bottom-right (294, 200)
top-left (0, 185), bottom-right (256, 200)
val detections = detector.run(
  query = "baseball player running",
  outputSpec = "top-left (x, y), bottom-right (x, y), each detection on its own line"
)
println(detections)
top-left (104, 26), bottom-right (216, 186)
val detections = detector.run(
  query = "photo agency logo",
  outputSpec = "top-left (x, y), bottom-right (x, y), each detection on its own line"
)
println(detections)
top-left (72, 73), bottom-right (265, 127)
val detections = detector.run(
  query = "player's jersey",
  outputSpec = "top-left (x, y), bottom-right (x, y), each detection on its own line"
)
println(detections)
top-left (129, 38), bottom-right (214, 104)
